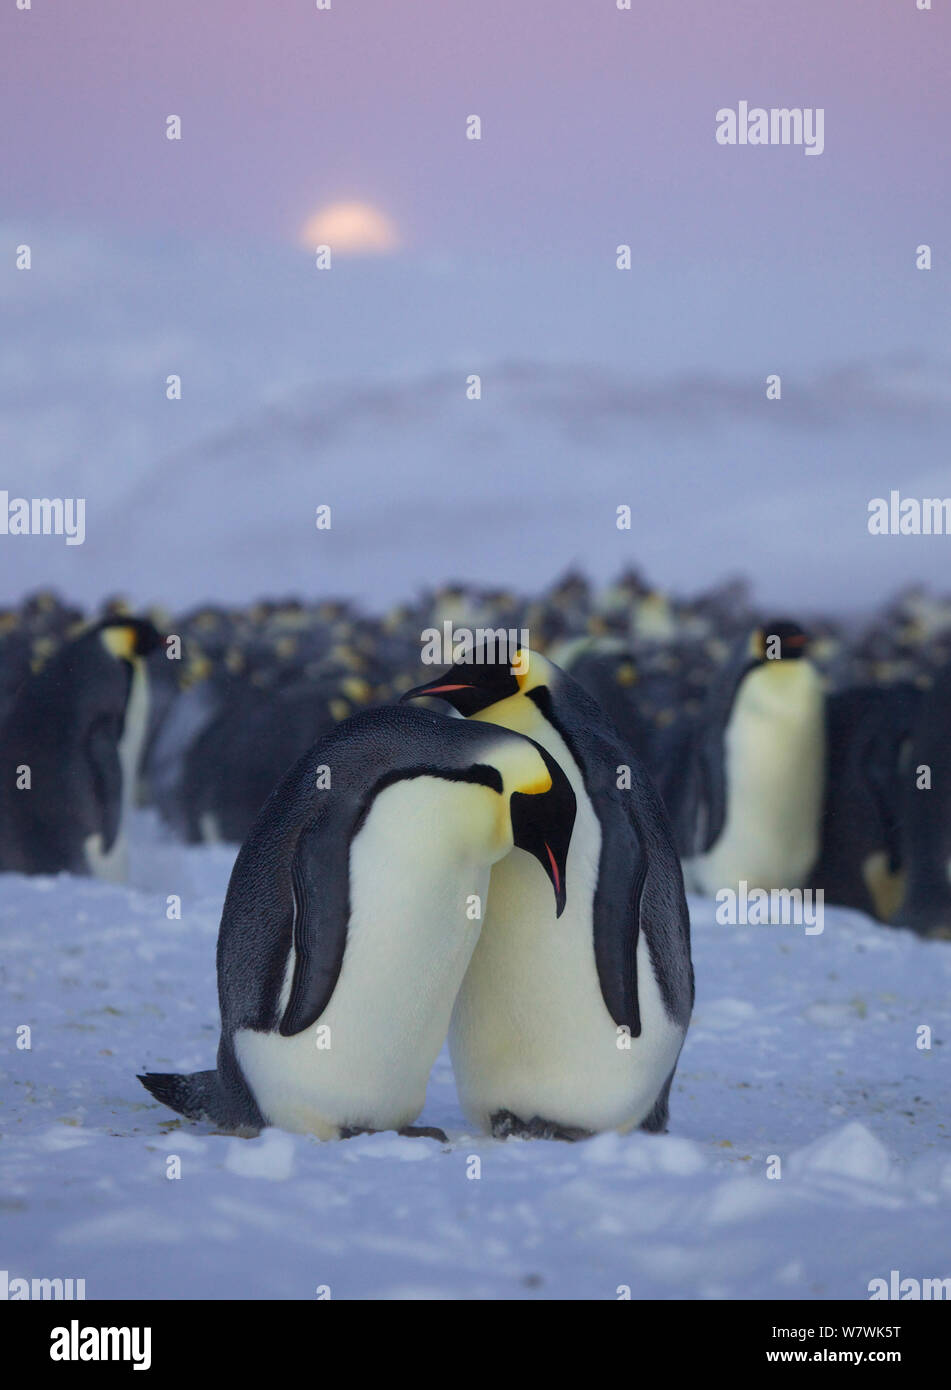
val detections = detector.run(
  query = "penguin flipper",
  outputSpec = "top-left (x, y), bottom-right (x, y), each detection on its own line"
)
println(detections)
top-left (279, 821), bottom-right (350, 1036)
top-left (592, 792), bottom-right (647, 1036)
top-left (695, 727), bottom-right (727, 855)
top-left (590, 738), bottom-right (694, 1037)
top-left (85, 715), bottom-right (123, 850)
top-left (693, 642), bottom-right (760, 855)
top-left (863, 690), bottom-right (919, 876)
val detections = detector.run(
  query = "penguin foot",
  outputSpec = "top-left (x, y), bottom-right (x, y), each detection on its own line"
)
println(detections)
top-left (490, 1110), bottom-right (593, 1143)
top-left (398, 1125), bottom-right (449, 1142)
top-left (339, 1124), bottom-right (449, 1142)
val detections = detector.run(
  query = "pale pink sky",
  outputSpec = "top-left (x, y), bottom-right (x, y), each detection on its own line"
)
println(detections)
top-left (2, 0), bottom-right (948, 257)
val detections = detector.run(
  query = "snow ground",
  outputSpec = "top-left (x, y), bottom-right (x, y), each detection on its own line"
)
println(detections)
top-left (1, 811), bottom-right (949, 1301)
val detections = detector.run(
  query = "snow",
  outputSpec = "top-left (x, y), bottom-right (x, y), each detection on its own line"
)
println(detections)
top-left (1, 811), bottom-right (948, 1300)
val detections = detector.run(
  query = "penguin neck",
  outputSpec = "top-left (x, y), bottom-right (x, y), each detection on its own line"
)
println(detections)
top-left (470, 689), bottom-right (600, 903)
top-left (471, 689), bottom-right (549, 740)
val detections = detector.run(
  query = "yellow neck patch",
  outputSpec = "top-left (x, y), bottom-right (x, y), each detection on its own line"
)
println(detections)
top-left (99, 626), bottom-right (138, 661)
top-left (513, 647), bottom-right (552, 695)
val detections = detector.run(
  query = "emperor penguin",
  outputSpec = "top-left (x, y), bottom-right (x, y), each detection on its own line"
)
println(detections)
top-left (402, 644), bottom-right (693, 1140)
top-left (0, 617), bottom-right (162, 879)
top-left (181, 674), bottom-right (372, 846)
top-left (684, 620), bottom-right (826, 896)
top-left (895, 662), bottom-right (951, 937)
top-left (810, 682), bottom-right (920, 921)
top-left (138, 705), bottom-right (576, 1140)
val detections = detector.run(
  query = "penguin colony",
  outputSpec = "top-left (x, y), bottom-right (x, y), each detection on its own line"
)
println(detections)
top-left (2, 571), bottom-right (950, 1141)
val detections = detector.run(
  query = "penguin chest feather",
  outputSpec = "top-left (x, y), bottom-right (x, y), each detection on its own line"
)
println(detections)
top-left (701, 661), bottom-right (825, 892)
top-left (234, 779), bottom-right (494, 1137)
top-left (454, 716), bottom-right (685, 1133)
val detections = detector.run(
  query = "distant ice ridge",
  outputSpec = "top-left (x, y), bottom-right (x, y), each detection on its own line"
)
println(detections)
top-left (3, 354), bottom-right (951, 613)
top-left (3, 221), bottom-right (951, 612)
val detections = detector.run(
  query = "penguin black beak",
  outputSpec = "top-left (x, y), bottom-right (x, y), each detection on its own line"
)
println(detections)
top-left (400, 680), bottom-right (473, 703)
top-left (511, 812), bottom-right (570, 917)
top-left (509, 749), bottom-right (576, 918)
top-left (400, 664), bottom-right (520, 716)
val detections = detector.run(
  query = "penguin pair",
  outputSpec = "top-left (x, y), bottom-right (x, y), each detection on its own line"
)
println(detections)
top-left (0, 617), bottom-right (162, 880)
top-left (140, 705), bottom-right (576, 1141)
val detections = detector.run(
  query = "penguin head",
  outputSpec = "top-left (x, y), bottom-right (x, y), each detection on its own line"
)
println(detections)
top-left (754, 619), bottom-right (809, 663)
top-left (97, 617), bottom-right (164, 663)
top-left (485, 734), bottom-right (576, 916)
top-left (400, 644), bottom-right (554, 717)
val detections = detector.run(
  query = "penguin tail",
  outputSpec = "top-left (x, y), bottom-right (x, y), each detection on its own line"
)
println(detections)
top-left (137, 1069), bottom-right (222, 1123)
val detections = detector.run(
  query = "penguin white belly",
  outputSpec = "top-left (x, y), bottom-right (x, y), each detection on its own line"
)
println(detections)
top-left (455, 722), bottom-right (684, 1134)
top-left (84, 662), bottom-right (149, 883)
top-left (452, 860), bottom-right (685, 1133)
top-left (235, 780), bottom-right (492, 1138)
top-left (694, 663), bottom-right (825, 894)
top-left (119, 660), bottom-right (149, 808)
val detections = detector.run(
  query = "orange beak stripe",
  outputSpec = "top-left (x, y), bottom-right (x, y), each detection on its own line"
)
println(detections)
top-left (545, 842), bottom-right (560, 895)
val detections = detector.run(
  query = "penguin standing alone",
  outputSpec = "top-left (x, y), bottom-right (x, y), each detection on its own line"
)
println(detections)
top-left (403, 644), bottom-right (693, 1140)
top-left (0, 616), bottom-right (162, 879)
top-left (139, 705), bottom-right (575, 1140)
top-left (684, 620), bottom-right (826, 895)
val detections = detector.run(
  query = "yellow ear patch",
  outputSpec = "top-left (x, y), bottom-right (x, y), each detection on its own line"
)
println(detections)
top-left (100, 626), bottom-right (138, 660)
top-left (749, 629), bottom-right (766, 661)
top-left (513, 647), bottom-right (549, 693)
top-left (516, 770), bottom-right (552, 797)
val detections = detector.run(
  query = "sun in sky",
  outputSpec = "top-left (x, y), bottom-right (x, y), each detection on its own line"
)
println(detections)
top-left (299, 201), bottom-right (399, 255)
